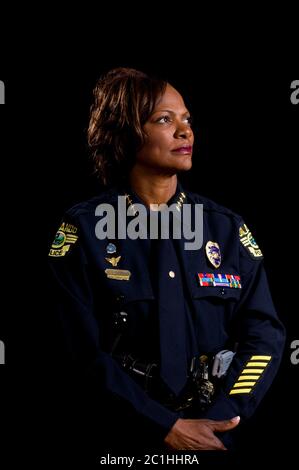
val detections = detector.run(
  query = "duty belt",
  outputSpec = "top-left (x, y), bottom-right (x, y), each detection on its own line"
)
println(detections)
top-left (111, 311), bottom-right (235, 411)
top-left (115, 353), bottom-right (215, 412)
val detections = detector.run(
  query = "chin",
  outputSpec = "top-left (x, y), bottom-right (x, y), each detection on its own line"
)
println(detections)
top-left (159, 157), bottom-right (192, 174)
top-left (176, 159), bottom-right (192, 172)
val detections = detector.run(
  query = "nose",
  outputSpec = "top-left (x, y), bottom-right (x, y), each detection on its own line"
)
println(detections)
top-left (174, 122), bottom-right (193, 139)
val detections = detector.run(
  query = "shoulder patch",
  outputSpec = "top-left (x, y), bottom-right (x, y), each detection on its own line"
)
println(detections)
top-left (239, 223), bottom-right (263, 259)
top-left (48, 222), bottom-right (78, 257)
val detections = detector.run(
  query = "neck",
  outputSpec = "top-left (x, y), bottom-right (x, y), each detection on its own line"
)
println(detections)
top-left (129, 167), bottom-right (178, 207)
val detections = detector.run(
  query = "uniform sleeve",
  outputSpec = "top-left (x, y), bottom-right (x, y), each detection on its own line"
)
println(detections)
top-left (47, 213), bottom-right (179, 438)
top-left (201, 221), bottom-right (286, 421)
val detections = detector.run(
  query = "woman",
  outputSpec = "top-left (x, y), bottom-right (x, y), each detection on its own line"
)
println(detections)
top-left (48, 68), bottom-right (285, 452)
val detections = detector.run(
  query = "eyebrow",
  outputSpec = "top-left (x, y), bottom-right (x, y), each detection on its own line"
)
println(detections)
top-left (152, 109), bottom-right (190, 116)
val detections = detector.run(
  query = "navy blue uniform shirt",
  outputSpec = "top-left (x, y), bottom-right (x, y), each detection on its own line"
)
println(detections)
top-left (48, 183), bottom-right (285, 447)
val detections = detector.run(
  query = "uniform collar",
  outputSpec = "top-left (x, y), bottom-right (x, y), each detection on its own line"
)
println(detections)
top-left (121, 180), bottom-right (187, 215)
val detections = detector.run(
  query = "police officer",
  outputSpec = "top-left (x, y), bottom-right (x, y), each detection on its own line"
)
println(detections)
top-left (48, 68), bottom-right (285, 452)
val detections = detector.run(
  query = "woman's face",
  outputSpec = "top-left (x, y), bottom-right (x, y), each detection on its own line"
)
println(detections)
top-left (135, 84), bottom-right (194, 174)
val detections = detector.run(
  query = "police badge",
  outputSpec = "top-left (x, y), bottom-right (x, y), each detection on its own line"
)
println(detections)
top-left (205, 241), bottom-right (221, 268)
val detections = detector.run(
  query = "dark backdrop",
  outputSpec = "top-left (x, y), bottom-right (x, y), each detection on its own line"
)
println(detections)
top-left (0, 34), bottom-right (298, 466)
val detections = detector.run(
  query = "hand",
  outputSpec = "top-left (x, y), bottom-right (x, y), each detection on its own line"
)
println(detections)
top-left (164, 416), bottom-right (240, 450)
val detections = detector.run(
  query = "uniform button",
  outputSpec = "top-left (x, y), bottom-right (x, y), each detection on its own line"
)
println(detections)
top-left (168, 271), bottom-right (175, 278)
top-left (116, 294), bottom-right (125, 302)
top-left (220, 288), bottom-right (226, 295)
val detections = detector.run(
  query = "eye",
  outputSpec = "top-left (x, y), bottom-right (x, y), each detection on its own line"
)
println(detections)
top-left (183, 115), bottom-right (193, 126)
top-left (156, 115), bottom-right (171, 123)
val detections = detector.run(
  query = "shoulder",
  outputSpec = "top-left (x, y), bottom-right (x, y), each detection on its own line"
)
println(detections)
top-left (65, 187), bottom-right (119, 221)
top-left (185, 189), bottom-right (243, 224)
top-left (48, 188), bottom-right (119, 258)
top-left (186, 190), bottom-right (264, 260)
top-left (186, 189), bottom-right (263, 260)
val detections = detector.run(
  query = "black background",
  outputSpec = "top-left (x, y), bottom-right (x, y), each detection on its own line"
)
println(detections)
top-left (0, 20), bottom-right (298, 466)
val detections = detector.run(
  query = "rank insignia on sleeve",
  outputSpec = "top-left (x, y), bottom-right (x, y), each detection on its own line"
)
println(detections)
top-left (48, 222), bottom-right (78, 257)
top-left (229, 355), bottom-right (271, 395)
top-left (239, 224), bottom-right (263, 259)
top-left (205, 241), bottom-right (221, 268)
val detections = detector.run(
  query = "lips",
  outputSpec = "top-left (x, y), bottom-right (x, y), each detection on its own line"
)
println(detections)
top-left (171, 146), bottom-right (193, 154)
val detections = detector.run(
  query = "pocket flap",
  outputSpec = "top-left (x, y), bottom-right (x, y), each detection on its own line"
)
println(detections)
top-left (192, 285), bottom-right (242, 301)
top-left (188, 271), bottom-right (242, 301)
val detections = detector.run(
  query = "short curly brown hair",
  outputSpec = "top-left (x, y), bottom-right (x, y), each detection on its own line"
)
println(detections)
top-left (87, 67), bottom-right (167, 186)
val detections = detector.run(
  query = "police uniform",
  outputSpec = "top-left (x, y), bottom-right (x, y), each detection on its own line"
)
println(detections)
top-left (48, 182), bottom-right (285, 451)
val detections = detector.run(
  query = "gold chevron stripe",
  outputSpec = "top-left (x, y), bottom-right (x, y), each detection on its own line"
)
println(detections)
top-left (233, 382), bottom-right (256, 388)
top-left (246, 362), bottom-right (268, 367)
top-left (238, 375), bottom-right (260, 380)
top-left (242, 368), bottom-right (264, 374)
top-left (229, 388), bottom-right (252, 395)
top-left (251, 355), bottom-right (271, 360)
